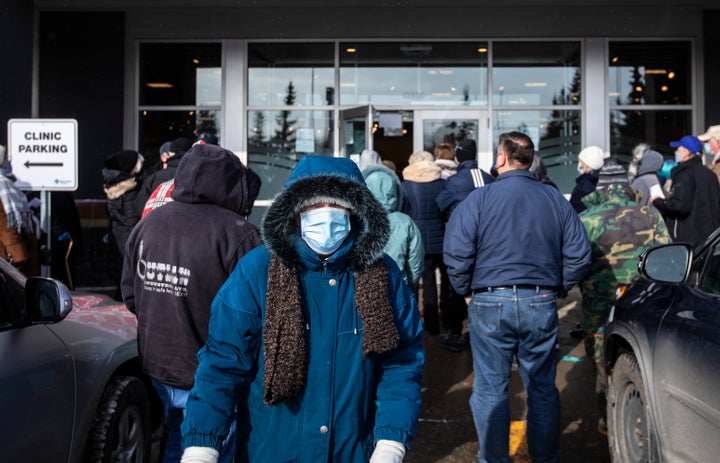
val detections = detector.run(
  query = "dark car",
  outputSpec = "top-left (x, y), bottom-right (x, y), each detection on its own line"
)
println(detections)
top-left (0, 258), bottom-right (161, 462)
top-left (604, 234), bottom-right (720, 462)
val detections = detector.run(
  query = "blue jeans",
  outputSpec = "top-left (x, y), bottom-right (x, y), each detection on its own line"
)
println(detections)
top-left (467, 287), bottom-right (560, 463)
top-left (152, 379), bottom-right (236, 463)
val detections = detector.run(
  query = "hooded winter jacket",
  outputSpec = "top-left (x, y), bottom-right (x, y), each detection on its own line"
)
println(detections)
top-left (631, 150), bottom-right (664, 206)
top-left (652, 155), bottom-right (720, 247)
top-left (102, 150), bottom-right (144, 256)
top-left (121, 144), bottom-right (262, 389)
top-left (182, 155), bottom-right (424, 462)
top-left (363, 164), bottom-right (424, 290)
top-left (401, 160), bottom-right (445, 254)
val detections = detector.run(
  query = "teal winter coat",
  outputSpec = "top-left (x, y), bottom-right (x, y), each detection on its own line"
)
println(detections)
top-left (363, 164), bottom-right (424, 291)
top-left (182, 155), bottom-right (424, 462)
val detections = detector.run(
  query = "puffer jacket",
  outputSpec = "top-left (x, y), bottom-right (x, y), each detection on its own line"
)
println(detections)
top-left (401, 160), bottom-right (445, 254)
top-left (363, 164), bottom-right (424, 290)
top-left (182, 155), bottom-right (424, 462)
top-left (102, 154), bottom-right (143, 256)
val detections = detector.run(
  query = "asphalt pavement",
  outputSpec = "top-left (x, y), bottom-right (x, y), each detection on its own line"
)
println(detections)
top-left (406, 288), bottom-right (610, 463)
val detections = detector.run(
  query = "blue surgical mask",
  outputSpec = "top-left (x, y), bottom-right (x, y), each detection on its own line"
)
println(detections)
top-left (300, 207), bottom-right (351, 256)
top-left (704, 142), bottom-right (714, 156)
top-left (577, 164), bottom-right (584, 175)
top-left (674, 150), bottom-right (683, 163)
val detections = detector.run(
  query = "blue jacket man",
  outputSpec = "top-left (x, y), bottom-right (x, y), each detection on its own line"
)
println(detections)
top-left (444, 131), bottom-right (590, 463)
top-left (181, 155), bottom-right (424, 463)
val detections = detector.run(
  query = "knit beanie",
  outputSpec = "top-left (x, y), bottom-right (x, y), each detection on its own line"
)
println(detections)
top-left (578, 146), bottom-right (605, 171)
top-left (455, 139), bottom-right (477, 163)
top-left (596, 159), bottom-right (629, 187)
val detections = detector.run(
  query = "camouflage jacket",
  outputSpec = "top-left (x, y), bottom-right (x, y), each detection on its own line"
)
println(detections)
top-left (578, 184), bottom-right (670, 331)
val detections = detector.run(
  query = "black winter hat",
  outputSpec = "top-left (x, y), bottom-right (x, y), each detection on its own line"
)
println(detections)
top-left (170, 137), bottom-right (193, 157)
top-left (455, 139), bottom-right (477, 163)
top-left (104, 149), bottom-right (140, 173)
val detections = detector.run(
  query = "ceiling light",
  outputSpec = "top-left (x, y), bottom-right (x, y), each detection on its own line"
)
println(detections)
top-left (524, 82), bottom-right (547, 88)
top-left (661, 85), bottom-right (669, 92)
top-left (668, 71), bottom-right (676, 79)
top-left (438, 70), bottom-right (453, 75)
top-left (477, 47), bottom-right (488, 53)
top-left (146, 83), bottom-right (173, 88)
top-left (611, 56), bottom-right (619, 63)
top-left (346, 48), bottom-right (357, 53)
top-left (192, 58), bottom-right (200, 64)
top-left (645, 69), bottom-right (667, 75)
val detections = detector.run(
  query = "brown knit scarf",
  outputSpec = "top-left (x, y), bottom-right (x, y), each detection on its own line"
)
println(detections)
top-left (263, 255), bottom-right (400, 405)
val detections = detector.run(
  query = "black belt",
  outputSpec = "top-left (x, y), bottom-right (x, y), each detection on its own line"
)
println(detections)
top-left (473, 285), bottom-right (556, 294)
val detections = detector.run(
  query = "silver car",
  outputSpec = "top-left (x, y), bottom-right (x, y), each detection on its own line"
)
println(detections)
top-left (0, 258), bottom-right (160, 462)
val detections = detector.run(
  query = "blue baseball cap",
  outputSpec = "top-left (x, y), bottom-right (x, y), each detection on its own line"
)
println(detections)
top-left (670, 135), bottom-right (702, 154)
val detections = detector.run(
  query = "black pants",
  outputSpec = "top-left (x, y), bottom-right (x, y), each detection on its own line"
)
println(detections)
top-left (422, 253), bottom-right (467, 335)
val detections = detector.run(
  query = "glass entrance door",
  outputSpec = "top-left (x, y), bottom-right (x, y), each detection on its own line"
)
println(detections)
top-left (340, 105), bottom-right (374, 162)
top-left (413, 110), bottom-right (491, 171)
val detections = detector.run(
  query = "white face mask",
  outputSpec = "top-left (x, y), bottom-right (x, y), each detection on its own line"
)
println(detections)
top-left (300, 207), bottom-right (351, 256)
top-left (577, 164), bottom-right (584, 175)
top-left (704, 142), bottom-right (714, 156)
top-left (674, 150), bottom-right (683, 163)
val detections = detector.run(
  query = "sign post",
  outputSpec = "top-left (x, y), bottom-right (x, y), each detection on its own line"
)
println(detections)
top-left (7, 119), bottom-right (79, 278)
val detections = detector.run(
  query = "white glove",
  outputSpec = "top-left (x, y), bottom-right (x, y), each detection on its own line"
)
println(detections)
top-left (369, 439), bottom-right (406, 463)
top-left (181, 446), bottom-right (219, 463)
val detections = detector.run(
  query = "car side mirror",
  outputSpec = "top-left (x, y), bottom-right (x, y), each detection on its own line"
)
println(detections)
top-left (24, 277), bottom-right (73, 323)
top-left (638, 243), bottom-right (693, 284)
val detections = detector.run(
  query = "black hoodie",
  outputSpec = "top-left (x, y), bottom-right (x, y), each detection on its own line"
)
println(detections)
top-left (121, 143), bottom-right (262, 389)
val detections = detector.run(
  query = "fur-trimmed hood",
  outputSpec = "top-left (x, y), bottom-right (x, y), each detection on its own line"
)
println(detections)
top-left (263, 155), bottom-right (389, 271)
top-left (402, 160), bottom-right (442, 183)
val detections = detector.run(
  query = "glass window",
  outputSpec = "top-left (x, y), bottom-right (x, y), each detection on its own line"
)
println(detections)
top-left (340, 42), bottom-right (488, 106)
top-left (609, 41), bottom-right (691, 106)
top-left (248, 110), bottom-right (333, 200)
top-left (138, 110), bottom-right (221, 166)
top-left (494, 109), bottom-right (581, 193)
top-left (248, 43), bottom-right (334, 106)
top-left (700, 241), bottom-right (720, 295)
top-left (493, 42), bottom-right (581, 106)
top-left (139, 43), bottom-right (222, 106)
top-left (610, 110), bottom-right (691, 163)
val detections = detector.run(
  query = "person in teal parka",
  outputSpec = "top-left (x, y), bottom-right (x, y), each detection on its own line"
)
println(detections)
top-left (363, 163), bottom-right (424, 292)
top-left (181, 155), bottom-right (425, 463)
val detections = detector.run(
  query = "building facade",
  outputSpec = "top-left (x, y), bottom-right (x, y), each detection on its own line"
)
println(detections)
top-left (3, 1), bottom-right (720, 220)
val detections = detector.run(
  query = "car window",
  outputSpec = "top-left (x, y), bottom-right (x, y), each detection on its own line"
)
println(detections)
top-left (699, 241), bottom-right (720, 295)
top-left (0, 270), bottom-right (26, 328)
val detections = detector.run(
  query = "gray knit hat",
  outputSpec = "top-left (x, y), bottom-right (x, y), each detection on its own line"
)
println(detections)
top-left (597, 159), bottom-right (629, 187)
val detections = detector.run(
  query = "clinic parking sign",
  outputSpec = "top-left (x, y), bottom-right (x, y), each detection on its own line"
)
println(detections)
top-left (8, 118), bottom-right (78, 191)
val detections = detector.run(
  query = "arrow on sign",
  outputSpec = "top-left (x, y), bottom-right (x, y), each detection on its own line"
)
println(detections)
top-left (24, 161), bottom-right (64, 168)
